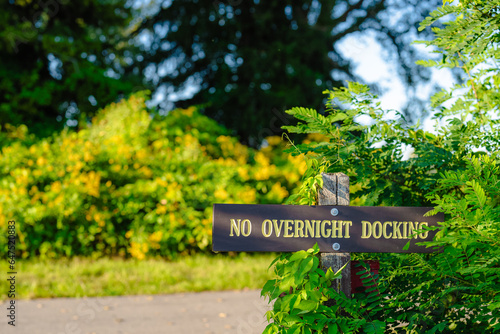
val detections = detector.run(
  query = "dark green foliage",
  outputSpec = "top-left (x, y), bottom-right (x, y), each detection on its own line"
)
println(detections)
top-left (135, 0), bottom-right (440, 144)
top-left (261, 244), bottom-right (387, 334)
top-left (0, 0), bottom-right (141, 137)
top-left (263, 0), bottom-right (500, 332)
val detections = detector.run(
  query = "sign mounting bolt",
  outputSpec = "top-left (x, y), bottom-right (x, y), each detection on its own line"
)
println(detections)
top-left (331, 208), bottom-right (339, 216)
top-left (332, 243), bottom-right (340, 251)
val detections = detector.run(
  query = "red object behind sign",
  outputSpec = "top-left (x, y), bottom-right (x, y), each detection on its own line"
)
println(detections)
top-left (351, 260), bottom-right (379, 294)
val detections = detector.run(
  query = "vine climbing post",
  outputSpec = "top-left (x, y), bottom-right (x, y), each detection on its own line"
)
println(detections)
top-left (318, 172), bottom-right (351, 299)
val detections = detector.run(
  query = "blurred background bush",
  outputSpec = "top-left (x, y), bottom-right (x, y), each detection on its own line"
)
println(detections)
top-left (0, 92), bottom-right (305, 260)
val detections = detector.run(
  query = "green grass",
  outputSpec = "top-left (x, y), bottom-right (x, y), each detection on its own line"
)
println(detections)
top-left (0, 253), bottom-right (277, 301)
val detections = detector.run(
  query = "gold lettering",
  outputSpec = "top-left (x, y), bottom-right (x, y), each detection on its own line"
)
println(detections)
top-left (361, 221), bottom-right (372, 239)
top-left (408, 222), bottom-right (418, 238)
top-left (402, 222), bottom-right (408, 239)
top-left (331, 220), bottom-right (343, 238)
top-left (304, 220), bottom-right (315, 238)
top-left (321, 220), bottom-right (331, 238)
top-left (283, 220), bottom-right (294, 238)
top-left (294, 220), bottom-right (305, 238)
top-left (230, 219), bottom-right (251, 237)
top-left (420, 222), bottom-right (429, 239)
top-left (344, 221), bottom-right (352, 238)
top-left (241, 219), bottom-right (252, 237)
top-left (315, 219), bottom-right (322, 238)
top-left (383, 221), bottom-right (392, 239)
top-left (262, 219), bottom-right (272, 237)
top-left (392, 221), bottom-right (402, 239)
top-left (372, 221), bottom-right (382, 239)
top-left (230, 219), bottom-right (241, 236)
top-left (273, 219), bottom-right (284, 237)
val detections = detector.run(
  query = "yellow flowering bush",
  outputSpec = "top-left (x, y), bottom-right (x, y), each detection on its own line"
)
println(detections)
top-left (0, 92), bottom-right (305, 259)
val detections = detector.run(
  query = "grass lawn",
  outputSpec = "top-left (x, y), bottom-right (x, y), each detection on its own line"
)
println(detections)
top-left (0, 253), bottom-right (277, 301)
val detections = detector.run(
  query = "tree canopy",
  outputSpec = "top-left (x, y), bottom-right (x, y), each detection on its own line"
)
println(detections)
top-left (1, 0), bottom-right (444, 142)
top-left (0, 0), bottom-right (140, 137)
top-left (135, 0), bottom-right (441, 144)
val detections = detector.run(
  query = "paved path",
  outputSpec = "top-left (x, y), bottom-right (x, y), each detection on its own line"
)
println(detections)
top-left (0, 290), bottom-right (271, 334)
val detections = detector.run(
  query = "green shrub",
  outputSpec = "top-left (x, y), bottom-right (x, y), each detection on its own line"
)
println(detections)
top-left (262, 0), bottom-right (500, 332)
top-left (262, 244), bottom-right (385, 334)
top-left (0, 92), bottom-right (305, 259)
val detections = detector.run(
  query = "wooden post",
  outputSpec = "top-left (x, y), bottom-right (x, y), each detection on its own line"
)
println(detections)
top-left (318, 172), bottom-right (351, 299)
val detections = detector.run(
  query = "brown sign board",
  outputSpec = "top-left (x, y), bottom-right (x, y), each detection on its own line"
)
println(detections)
top-left (212, 204), bottom-right (443, 253)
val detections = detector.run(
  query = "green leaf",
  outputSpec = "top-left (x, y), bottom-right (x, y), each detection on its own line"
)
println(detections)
top-left (295, 300), bottom-right (318, 314)
top-left (327, 324), bottom-right (339, 334)
top-left (333, 261), bottom-right (350, 278)
top-left (290, 251), bottom-right (309, 262)
top-left (326, 112), bottom-right (348, 123)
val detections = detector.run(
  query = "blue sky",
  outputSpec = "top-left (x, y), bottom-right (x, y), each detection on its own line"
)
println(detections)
top-left (336, 31), bottom-right (456, 132)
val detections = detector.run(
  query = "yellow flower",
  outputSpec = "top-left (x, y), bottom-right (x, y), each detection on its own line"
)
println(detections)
top-left (288, 154), bottom-right (307, 175)
top-left (254, 152), bottom-right (270, 166)
top-left (148, 231), bottom-right (163, 243)
top-left (139, 166), bottom-right (153, 178)
top-left (94, 213), bottom-right (105, 227)
top-left (270, 182), bottom-right (289, 201)
top-left (36, 157), bottom-right (47, 166)
top-left (184, 133), bottom-right (197, 146)
top-left (74, 161), bottom-right (84, 171)
top-left (155, 178), bottom-right (169, 187)
top-left (254, 164), bottom-right (276, 181)
top-left (284, 171), bottom-right (300, 184)
top-left (29, 185), bottom-right (38, 196)
top-left (136, 149), bottom-right (148, 160)
top-left (148, 232), bottom-right (162, 249)
top-left (237, 167), bottom-right (249, 180)
top-left (234, 142), bottom-right (249, 164)
top-left (303, 133), bottom-right (328, 144)
top-left (128, 242), bottom-right (148, 260)
top-left (69, 153), bottom-right (80, 162)
top-left (13, 168), bottom-right (29, 185)
top-left (82, 171), bottom-right (101, 197)
top-left (266, 136), bottom-right (282, 146)
top-left (214, 188), bottom-right (229, 200)
top-left (111, 164), bottom-right (122, 172)
top-left (84, 151), bottom-right (93, 162)
top-left (51, 181), bottom-right (62, 193)
top-left (165, 182), bottom-right (182, 201)
top-left (156, 205), bottom-right (168, 215)
top-left (238, 188), bottom-right (257, 203)
top-left (181, 106), bottom-right (196, 116)
top-left (54, 194), bottom-right (64, 206)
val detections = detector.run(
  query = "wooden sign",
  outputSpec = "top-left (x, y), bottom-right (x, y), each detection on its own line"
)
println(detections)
top-left (212, 204), bottom-right (443, 253)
